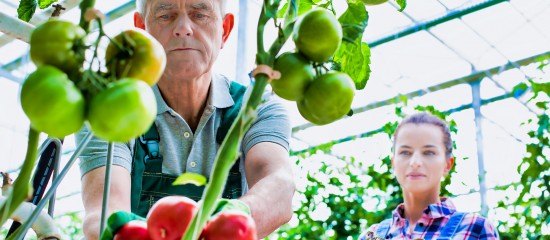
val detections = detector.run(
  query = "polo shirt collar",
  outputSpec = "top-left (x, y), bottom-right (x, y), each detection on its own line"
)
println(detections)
top-left (152, 73), bottom-right (235, 115)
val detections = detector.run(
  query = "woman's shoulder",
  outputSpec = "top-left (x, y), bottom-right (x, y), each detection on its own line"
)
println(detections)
top-left (450, 211), bottom-right (500, 239)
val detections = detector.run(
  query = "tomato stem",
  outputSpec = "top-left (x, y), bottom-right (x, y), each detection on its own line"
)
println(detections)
top-left (79, 0), bottom-right (96, 33)
top-left (0, 127), bottom-right (40, 227)
top-left (181, 1), bottom-right (300, 239)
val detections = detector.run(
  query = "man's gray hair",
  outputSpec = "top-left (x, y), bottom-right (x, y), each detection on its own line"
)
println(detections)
top-left (135, 0), bottom-right (227, 15)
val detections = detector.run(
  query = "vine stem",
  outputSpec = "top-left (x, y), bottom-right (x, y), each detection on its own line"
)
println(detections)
top-left (0, 128), bottom-right (40, 226)
top-left (181, 0), bottom-right (297, 239)
top-left (79, 0), bottom-right (96, 33)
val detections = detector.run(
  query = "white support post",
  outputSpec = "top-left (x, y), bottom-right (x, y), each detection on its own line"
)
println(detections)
top-left (236, 0), bottom-right (248, 83)
top-left (0, 12), bottom-right (34, 44)
top-left (470, 80), bottom-right (489, 217)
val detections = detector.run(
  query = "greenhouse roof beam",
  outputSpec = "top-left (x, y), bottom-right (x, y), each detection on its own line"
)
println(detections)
top-left (292, 50), bottom-right (550, 133)
top-left (368, 0), bottom-right (508, 48)
top-left (1, 0), bottom-right (136, 72)
top-left (290, 87), bottom-right (524, 155)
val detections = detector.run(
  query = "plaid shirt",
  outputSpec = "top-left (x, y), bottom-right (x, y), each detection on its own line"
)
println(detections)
top-left (359, 198), bottom-right (500, 239)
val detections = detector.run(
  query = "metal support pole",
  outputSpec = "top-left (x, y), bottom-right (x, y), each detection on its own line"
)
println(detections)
top-left (47, 139), bottom-right (63, 216)
top-left (99, 142), bottom-right (115, 235)
top-left (236, 0), bottom-right (248, 83)
top-left (470, 80), bottom-right (489, 217)
top-left (13, 131), bottom-right (94, 240)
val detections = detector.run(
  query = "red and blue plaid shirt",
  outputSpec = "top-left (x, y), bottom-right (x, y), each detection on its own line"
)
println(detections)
top-left (359, 198), bottom-right (500, 239)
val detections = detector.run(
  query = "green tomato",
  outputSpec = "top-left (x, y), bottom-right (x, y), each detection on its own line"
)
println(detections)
top-left (271, 52), bottom-right (315, 101)
top-left (30, 19), bottom-right (86, 74)
top-left (297, 72), bottom-right (355, 125)
top-left (20, 66), bottom-right (85, 138)
top-left (106, 29), bottom-right (167, 86)
top-left (362, 0), bottom-right (388, 5)
top-left (293, 8), bottom-right (343, 63)
top-left (87, 79), bottom-right (157, 142)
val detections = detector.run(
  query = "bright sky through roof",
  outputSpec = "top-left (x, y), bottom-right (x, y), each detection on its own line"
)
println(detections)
top-left (1, 0), bottom-right (549, 236)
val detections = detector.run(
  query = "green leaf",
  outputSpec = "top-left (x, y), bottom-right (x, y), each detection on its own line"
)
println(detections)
top-left (17, 0), bottom-right (37, 22)
top-left (333, 39), bottom-right (371, 90)
top-left (338, 0), bottom-right (368, 43)
top-left (395, 0), bottom-right (406, 11)
top-left (38, 0), bottom-right (57, 9)
top-left (172, 172), bottom-right (207, 186)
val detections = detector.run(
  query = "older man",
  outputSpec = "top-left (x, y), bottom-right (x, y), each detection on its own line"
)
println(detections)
top-left (77, 0), bottom-right (295, 239)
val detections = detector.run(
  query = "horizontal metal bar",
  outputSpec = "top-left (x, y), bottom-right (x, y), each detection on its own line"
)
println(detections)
top-left (368, 0), bottom-right (509, 48)
top-left (292, 50), bottom-right (550, 132)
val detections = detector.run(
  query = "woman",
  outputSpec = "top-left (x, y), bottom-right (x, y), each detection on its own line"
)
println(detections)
top-left (359, 112), bottom-right (499, 239)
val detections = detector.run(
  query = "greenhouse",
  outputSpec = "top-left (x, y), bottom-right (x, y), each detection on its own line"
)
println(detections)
top-left (0, 0), bottom-right (549, 239)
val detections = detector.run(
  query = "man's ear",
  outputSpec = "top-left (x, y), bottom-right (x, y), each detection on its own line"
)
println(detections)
top-left (221, 13), bottom-right (234, 48)
top-left (134, 12), bottom-right (146, 29)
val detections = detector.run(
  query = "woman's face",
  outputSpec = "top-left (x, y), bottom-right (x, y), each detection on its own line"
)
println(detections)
top-left (392, 123), bottom-right (453, 195)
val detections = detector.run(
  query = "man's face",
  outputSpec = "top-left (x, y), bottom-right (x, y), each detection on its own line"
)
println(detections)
top-left (135, 0), bottom-right (233, 79)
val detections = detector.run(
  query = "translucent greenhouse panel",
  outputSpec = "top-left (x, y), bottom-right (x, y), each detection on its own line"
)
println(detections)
top-left (368, 31), bottom-right (473, 94)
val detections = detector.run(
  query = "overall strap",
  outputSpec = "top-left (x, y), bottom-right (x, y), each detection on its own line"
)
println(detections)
top-left (216, 81), bottom-right (247, 144)
top-left (131, 124), bottom-right (163, 214)
top-left (216, 81), bottom-right (247, 198)
top-left (438, 212), bottom-right (466, 239)
top-left (375, 218), bottom-right (392, 238)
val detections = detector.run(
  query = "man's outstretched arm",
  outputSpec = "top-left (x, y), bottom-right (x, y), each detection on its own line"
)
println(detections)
top-left (240, 142), bottom-right (295, 238)
top-left (81, 166), bottom-right (132, 240)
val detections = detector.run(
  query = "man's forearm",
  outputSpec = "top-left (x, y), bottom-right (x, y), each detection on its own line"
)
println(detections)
top-left (240, 170), bottom-right (295, 238)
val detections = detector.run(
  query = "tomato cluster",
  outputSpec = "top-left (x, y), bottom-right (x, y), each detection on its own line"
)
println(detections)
top-left (20, 19), bottom-right (166, 141)
top-left (113, 196), bottom-right (257, 240)
top-left (271, 8), bottom-right (355, 125)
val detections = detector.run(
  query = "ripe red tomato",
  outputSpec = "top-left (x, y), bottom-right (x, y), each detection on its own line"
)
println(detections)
top-left (20, 66), bottom-right (85, 138)
top-left (147, 196), bottom-right (198, 240)
top-left (87, 79), bottom-right (157, 142)
top-left (114, 220), bottom-right (151, 240)
top-left (106, 28), bottom-right (167, 86)
top-left (293, 8), bottom-right (343, 63)
top-left (201, 211), bottom-right (257, 240)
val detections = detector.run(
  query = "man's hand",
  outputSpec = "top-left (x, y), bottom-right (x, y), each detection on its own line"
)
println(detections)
top-left (101, 211), bottom-right (146, 240)
top-left (81, 165), bottom-right (132, 240)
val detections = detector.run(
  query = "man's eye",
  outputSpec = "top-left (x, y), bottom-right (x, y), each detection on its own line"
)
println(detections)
top-left (158, 14), bottom-right (172, 20)
top-left (399, 151), bottom-right (411, 156)
top-left (424, 151), bottom-right (435, 156)
top-left (192, 13), bottom-right (208, 20)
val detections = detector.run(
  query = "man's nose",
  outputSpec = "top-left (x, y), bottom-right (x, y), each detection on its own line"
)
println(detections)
top-left (174, 15), bottom-right (192, 37)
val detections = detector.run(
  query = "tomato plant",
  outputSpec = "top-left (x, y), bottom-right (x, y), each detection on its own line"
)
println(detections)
top-left (20, 66), bottom-right (85, 138)
top-left (106, 29), bottom-right (167, 86)
top-left (114, 220), bottom-right (151, 240)
top-left (293, 8), bottom-right (342, 63)
top-left (201, 211), bottom-right (257, 240)
top-left (30, 19), bottom-right (86, 74)
top-left (297, 72), bottom-right (355, 125)
top-left (147, 196), bottom-right (198, 240)
top-left (87, 79), bottom-right (157, 142)
top-left (271, 52), bottom-right (315, 101)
